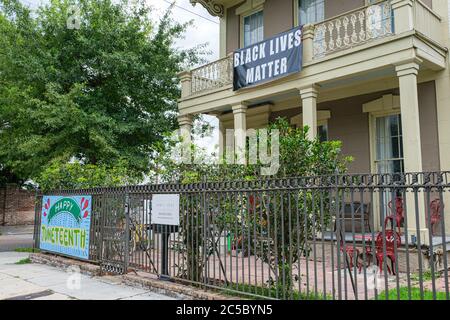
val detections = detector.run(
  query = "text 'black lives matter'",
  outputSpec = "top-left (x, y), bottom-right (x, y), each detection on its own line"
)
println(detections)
top-left (233, 26), bottom-right (303, 91)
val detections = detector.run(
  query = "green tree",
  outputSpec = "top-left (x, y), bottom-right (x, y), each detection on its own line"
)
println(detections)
top-left (0, 0), bottom-right (203, 185)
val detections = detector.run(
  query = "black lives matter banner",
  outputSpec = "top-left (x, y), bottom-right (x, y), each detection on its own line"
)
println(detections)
top-left (233, 26), bottom-right (303, 91)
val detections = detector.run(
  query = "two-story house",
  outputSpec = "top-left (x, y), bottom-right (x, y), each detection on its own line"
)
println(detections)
top-left (177, 0), bottom-right (450, 239)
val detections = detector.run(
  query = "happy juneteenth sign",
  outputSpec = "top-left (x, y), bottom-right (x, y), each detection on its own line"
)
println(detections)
top-left (233, 26), bottom-right (303, 90)
top-left (40, 195), bottom-right (92, 260)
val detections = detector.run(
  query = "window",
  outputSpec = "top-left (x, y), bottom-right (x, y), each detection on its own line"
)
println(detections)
top-left (318, 124), bottom-right (328, 142)
top-left (243, 10), bottom-right (264, 47)
top-left (374, 114), bottom-right (404, 174)
top-left (299, 0), bottom-right (325, 25)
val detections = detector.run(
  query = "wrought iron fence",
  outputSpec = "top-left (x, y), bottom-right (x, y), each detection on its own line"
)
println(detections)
top-left (33, 172), bottom-right (450, 300)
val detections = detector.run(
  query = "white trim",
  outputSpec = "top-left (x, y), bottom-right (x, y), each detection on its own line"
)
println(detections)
top-left (239, 6), bottom-right (264, 48)
top-left (236, 0), bottom-right (265, 15)
top-left (363, 94), bottom-right (401, 174)
top-left (362, 94), bottom-right (400, 116)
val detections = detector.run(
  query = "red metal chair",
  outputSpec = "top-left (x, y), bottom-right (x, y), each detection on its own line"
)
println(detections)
top-left (430, 199), bottom-right (443, 236)
top-left (384, 197), bottom-right (404, 235)
top-left (375, 230), bottom-right (401, 275)
top-left (339, 239), bottom-right (362, 273)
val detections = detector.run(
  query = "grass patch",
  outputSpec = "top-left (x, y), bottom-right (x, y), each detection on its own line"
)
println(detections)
top-left (15, 258), bottom-right (32, 265)
top-left (410, 270), bottom-right (440, 282)
top-left (377, 287), bottom-right (448, 300)
top-left (220, 283), bottom-right (331, 300)
top-left (14, 247), bottom-right (40, 253)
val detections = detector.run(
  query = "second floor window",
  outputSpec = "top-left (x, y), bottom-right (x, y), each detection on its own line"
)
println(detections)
top-left (299, 0), bottom-right (325, 25)
top-left (243, 10), bottom-right (264, 47)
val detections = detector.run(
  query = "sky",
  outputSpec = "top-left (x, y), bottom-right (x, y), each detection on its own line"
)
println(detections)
top-left (19, 0), bottom-right (221, 155)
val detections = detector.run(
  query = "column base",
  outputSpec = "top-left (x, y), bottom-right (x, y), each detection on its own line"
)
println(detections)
top-left (406, 228), bottom-right (430, 246)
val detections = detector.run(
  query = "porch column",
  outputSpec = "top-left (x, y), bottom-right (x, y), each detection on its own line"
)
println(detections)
top-left (300, 84), bottom-right (319, 140)
top-left (210, 112), bottom-right (225, 162)
top-left (178, 114), bottom-right (193, 164)
top-left (395, 58), bottom-right (429, 243)
top-left (232, 103), bottom-right (248, 165)
top-left (395, 59), bottom-right (423, 173)
top-left (218, 118), bottom-right (225, 161)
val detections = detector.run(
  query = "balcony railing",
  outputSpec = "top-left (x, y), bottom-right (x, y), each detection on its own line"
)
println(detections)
top-left (313, 1), bottom-right (393, 59)
top-left (181, 0), bottom-right (443, 99)
top-left (414, 0), bottom-right (442, 43)
top-left (190, 54), bottom-right (233, 95)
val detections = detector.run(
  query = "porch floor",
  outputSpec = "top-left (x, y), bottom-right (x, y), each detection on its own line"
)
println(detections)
top-left (320, 231), bottom-right (450, 248)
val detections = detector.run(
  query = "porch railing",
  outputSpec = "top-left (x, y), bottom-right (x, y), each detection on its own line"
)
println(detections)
top-left (313, 0), bottom-right (393, 59)
top-left (190, 54), bottom-right (233, 95)
top-left (34, 172), bottom-right (450, 300)
top-left (414, 0), bottom-right (442, 43)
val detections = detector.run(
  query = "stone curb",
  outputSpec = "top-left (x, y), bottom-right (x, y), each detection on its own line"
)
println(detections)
top-left (122, 273), bottom-right (238, 300)
top-left (30, 253), bottom-right (238, 300)
top-left (30, 253), bottom-right (102, 276)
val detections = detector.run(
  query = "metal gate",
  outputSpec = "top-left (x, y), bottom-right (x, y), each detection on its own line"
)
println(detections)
top-left (99, 192), bottom-right (128, 274)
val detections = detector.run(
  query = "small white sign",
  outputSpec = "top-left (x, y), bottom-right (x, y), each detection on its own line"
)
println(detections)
top-left (151, 194), bottom-right (180, 226)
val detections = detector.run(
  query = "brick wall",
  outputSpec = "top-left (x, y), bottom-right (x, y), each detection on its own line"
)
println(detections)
top-left (0, 184), bottom-right (35, 226)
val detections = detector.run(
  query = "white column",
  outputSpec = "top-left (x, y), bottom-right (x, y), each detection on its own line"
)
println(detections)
top-left (300, 85), bottom-right (319, 140)
top-left (395, 58), bottom-right (429, 244)
top-left (391, 0), bottom-right (414, 34)
top-left (232, 103), bottom-right (248, 165)
top-left (178, 114), bottom-right (193, 164)
top-left (178, 71), bottom-right (192, 98)
top-left (218, 118), bottom-right (225, 161)
top-left (395, 59), bottom-right (423, 173)
top-left (210, 113), bottom-right (225, 162)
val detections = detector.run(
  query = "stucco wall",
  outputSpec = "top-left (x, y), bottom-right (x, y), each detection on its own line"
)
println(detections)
top-left (264, 0), bottom-right (293, 38)
top-left (423, 0), bottom-right (432, 9)
top-left (226, 2), bottom-right (243, 54)
top-left (324, 0), bottom-right (365, 20)
top-left (418, 81), bottom-right (440, 172)
top-left (225, 0), bottom-right (369, 53)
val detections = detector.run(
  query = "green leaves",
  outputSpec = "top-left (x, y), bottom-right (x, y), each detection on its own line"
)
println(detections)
top-left (0, 0), bottom-right (203, 185)
top-left (35, 159), bottom-right (141, 191)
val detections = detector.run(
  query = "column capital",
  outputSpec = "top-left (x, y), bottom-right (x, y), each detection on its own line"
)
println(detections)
top-left (178, 70), bottom-right (192, 82)
top-left (299, 84), bottom-right (320, 99)
top-left (302, 24), bottom-right (315, 40)
top-left (178, 114), bottom-right (193, 126)
top-left (395, 57), bottom-right (423, 77)
top-left (231, 102), bottom-right (248, 114)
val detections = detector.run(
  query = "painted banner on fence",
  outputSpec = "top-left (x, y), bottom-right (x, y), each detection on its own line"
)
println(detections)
top-left (39, 195), bottom-right (92, 260)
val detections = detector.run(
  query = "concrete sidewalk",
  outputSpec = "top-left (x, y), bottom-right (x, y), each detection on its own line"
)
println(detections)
top-left (0, 252), bottom-right (176, 300)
